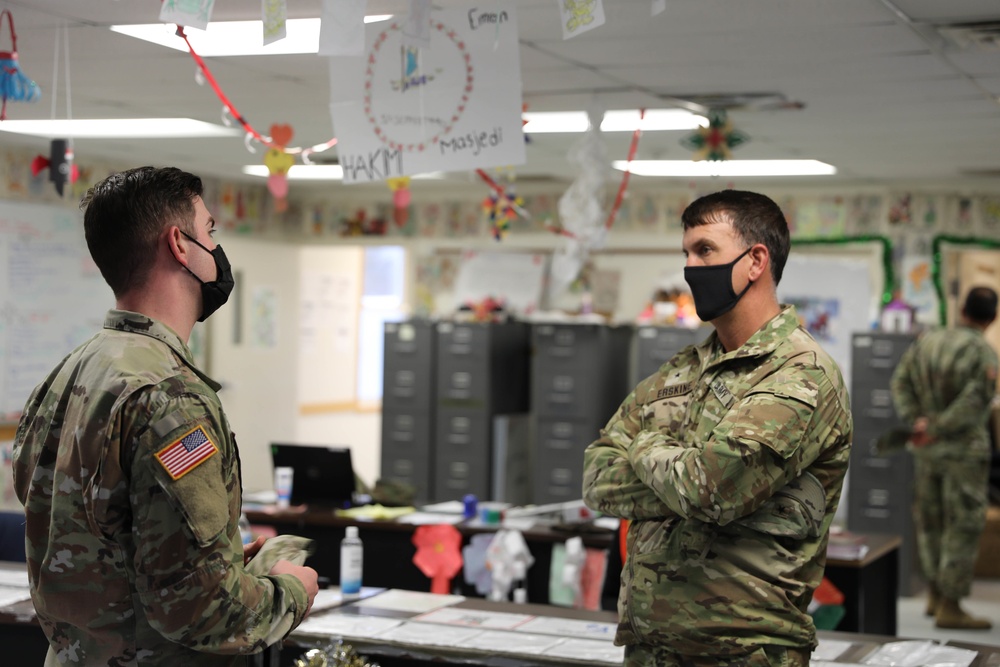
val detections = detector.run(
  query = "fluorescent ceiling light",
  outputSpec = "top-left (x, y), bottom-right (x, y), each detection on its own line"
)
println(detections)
top-left (111, 16), bottom-right (393, 56)
top-left (523, 109), bottom-right (707, 133)
top-left (0, 118), bottom-right (241, 138)
top-left (614, 159), bottom-right (837, 177)
top-left (242, 165), bottom-right (446, 181)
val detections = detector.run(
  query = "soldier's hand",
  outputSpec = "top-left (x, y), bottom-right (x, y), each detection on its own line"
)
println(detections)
top-left (243, 535), bottom-right (266, 565)
top-left (270, 560), bottom-right (319, 616)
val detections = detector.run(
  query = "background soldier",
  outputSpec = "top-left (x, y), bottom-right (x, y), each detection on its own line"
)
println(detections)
top-left (891, 286), bottom-right (998, 630)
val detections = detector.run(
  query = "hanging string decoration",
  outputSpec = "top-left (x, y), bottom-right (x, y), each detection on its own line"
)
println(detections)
top-left (680, 108), bottom-right (748, 161)
top-left (174, 26), bottom-right (337, 160)
top-left (386, 176), bottom-right (412, 227)
top-left (930, 234), bottom-right (1000, 325)
top-left (263, 123), bottom-right (295, 212)
top-left (604, 108), bottom-right (644, 230)
top-left (0, 9), bottom-right (41, 120)
top-left (31, 139), bottom-right (77, 196)
top-left (32, 22), bottom-right (76, 195)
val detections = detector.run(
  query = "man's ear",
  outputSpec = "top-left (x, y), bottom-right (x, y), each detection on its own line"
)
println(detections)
top-left (165, 226), bottom-right (189, 266)
top-left (748, 244), bottom-right (771, 282)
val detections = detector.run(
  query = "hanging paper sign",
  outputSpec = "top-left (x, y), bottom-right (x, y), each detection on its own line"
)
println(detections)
top-left (329, 5), bottom-right (525, 184)
top-left (319, 0), bottom-right (367, 56)
top-left (403, 0), bottom-right (433, 49)
top-left (262, 0), bottom-right (287, 46)
top-left (556, 0), bottom-right (606, 40)
top-left (159, 0), bottom-right (216, 31)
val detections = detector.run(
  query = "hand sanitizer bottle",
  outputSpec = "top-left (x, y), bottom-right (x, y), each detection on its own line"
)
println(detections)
top-left (340, 526), bottom-right (363, 599)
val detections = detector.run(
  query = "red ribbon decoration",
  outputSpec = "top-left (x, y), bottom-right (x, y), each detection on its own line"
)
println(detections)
top-left (604, 108), bottom-right (644, 229)
top-left (175, 26), bottom-right (337, 157)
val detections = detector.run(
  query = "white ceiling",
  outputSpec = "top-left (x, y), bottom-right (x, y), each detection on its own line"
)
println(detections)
top-left (4, 0), bottom-right (1000, 194)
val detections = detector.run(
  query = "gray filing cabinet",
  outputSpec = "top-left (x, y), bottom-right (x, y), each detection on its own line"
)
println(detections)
top-left (848, 331), bottom-right (921, 596)
top-left (531, 323), bottom-right (633, 504)
top-left (380, 320), bottom-right (436, 503)
top-left (433, 320), bottom-right (531, 503)
top-left (634, 325), bottom-right (710, 385)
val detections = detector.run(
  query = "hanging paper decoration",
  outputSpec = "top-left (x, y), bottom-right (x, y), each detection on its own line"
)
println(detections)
top-left (160, 0), bottom-right (216, 31)
top-left (386, 176), bottom-right (412, 227)
top-left (412, 524), bottom-right (463, 594)
top-left (263, 123), bottom-right (295, 212)
top-left (680, 108), bottom-right (749, 161)
top-left (0, 10), bottom-right (41, 121)
top-left (557, 0), bottom-right (607, 40)
top-left (31, 139), bottom-right (78, 196)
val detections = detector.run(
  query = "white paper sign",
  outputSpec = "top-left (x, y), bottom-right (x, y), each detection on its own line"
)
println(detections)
top-left (262, 0), bottom-right (287, 46)
top-left (159, 0), bottom-right (216, 30)
top-left (556, 0), bottom-right (606, 40)
top-left (319, 0), bottom-right (367, 56)
top-left (329, 5), bottom-right (525, 183)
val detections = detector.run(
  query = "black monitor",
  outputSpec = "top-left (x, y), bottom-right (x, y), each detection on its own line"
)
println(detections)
top-left (270, 443), bottom-right (356, 508)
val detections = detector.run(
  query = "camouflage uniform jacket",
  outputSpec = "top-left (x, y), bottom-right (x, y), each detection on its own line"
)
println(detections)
top-left (13, 310), bottom-right (309, 666)
top-left (890, 325), bottom-right (999, 463)
top-left (583, 306), bottom-right (852, 656)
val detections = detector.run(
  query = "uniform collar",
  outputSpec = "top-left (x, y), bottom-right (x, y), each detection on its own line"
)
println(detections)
top-left (696, 304), bottom-right (801, 369)
top-left (103, 309), bottom-right (222, 391)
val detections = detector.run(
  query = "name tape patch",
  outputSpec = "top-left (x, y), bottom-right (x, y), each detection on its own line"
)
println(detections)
top-left (155, 425), bottom-right (218, 480)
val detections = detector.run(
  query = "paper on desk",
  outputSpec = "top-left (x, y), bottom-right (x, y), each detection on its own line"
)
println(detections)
top-left (458, 629), bottom-right (563, 654)
top-left (357, 589), bottom-right (465, 613)
top-left (0, 588), bottom-right (32, 608)
top-left (335, 504), bottom-right (415, 520)
top-left (375, 620), bottom-right (482, 646)
top-left (541, 637), bottom-right (626, 663)
top-left (413, 606), bottom-right (534, 630)
top-left (516, 615), bottom-right (616, 640)
top-left (813, 638), bottom-right (854, 661)
top-left (295, 613), bottom-right (403, 638)
top-left (419, 501), bottom-right (465, 514)
top-left (0, 569), bottom-right (29, 588)
top-left (396, 511), bottom-right (463, 525)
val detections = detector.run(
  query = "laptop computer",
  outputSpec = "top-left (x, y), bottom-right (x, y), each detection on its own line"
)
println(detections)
top-left (270, 443), bottom-right (356, 509)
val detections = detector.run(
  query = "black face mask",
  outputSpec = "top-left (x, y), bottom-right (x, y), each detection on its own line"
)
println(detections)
top-left (684, 247), bottom-right (753, 322)
top-left (181, 232), bottom-right (235, 322)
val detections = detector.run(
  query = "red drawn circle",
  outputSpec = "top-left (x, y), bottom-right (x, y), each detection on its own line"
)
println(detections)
top-left (363, 21), bottom-right (474, 153)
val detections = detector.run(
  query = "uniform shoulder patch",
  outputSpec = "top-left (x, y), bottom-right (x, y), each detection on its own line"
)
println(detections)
top-left (154, 425), bottom-right (219, 480)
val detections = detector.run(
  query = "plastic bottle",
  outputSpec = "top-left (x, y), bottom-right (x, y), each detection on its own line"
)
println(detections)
top-left (238, 513), bottom-right (252, 546)
top-left (340, 526), bottom-right (363, 598)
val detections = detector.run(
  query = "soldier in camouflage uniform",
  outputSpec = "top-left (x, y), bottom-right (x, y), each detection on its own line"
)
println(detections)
top-left (583, 190), bottom-right (852, 667)
top-left (890, 286), bottom-right (998, 630)
top-left (13, 167), bottom-right (319, 666)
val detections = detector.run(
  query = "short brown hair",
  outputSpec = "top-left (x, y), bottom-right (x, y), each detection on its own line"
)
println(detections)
top-left (82, 166), bottom-right (203, 297)
top-left (682, 190), bottom-right (791, 285)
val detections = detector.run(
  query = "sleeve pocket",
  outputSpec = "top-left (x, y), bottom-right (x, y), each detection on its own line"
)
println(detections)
top-left (730, 387), bottom-right (818, 460)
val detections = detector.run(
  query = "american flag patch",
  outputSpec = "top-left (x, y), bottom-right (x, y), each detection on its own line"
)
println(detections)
top-left (155, 425), bottom-right (218, 480)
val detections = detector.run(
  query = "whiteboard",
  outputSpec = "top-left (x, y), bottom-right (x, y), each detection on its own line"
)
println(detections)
top-left (0, 200), bottom-right (113, 420)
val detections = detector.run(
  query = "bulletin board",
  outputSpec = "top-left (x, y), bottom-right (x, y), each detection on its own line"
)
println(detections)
top-left (0, 200), bottom-right (113, 420)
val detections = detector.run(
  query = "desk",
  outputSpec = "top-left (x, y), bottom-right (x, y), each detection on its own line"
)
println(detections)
top-left (248, 509), bottom-right (902, 635)
top-left (245, 508), bottom-right (614, 605)
top-left (824, 533), bottom-right (902, 636)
